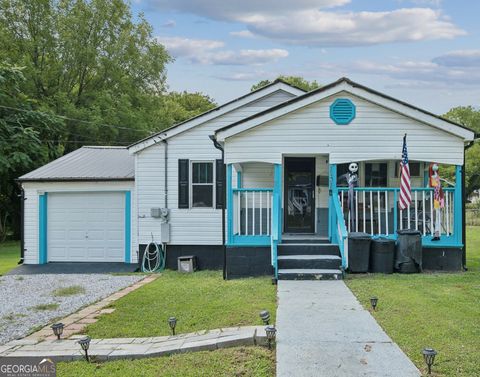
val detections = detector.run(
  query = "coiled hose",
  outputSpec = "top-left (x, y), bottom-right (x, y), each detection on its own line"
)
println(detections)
top-left (141, 241), bottom-right (166, 273)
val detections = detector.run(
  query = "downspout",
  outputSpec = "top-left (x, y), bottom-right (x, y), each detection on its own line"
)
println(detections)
top-left (209, 135), bottom-right (226, 280)
top-left (18, 184), bottom-right (25, 264)
top-left (163, 140), bottom-right (168, 209)
top-left (463, 135), bottom-right (478, 271)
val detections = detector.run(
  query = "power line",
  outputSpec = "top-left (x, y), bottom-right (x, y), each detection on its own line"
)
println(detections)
top-left (0, 104), bottom-right (150, 134)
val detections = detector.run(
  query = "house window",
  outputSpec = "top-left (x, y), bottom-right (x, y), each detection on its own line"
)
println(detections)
top-left (191, 161), bottom-right (214, 208)
top-left (394, 162), bottom-right (421, 177)
top-left (365, 163), bottom-right (388, 187)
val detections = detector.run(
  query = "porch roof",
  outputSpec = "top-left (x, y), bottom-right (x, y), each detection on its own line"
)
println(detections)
top-left (215, 77), bottom-right (476, 142)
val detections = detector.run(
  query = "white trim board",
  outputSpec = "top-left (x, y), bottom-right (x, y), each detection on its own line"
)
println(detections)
top-left (216, 79), bottom-right (475, 142)
top-left (128, 82), bottom-right (305, 154)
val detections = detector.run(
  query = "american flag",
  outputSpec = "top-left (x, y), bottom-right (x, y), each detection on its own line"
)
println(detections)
top-left (399, 134), bottom-right (412, 210)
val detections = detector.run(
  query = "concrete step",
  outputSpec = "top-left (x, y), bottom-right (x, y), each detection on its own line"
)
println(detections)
top-left (278, 243), bottom-right (340, 256)
top-left (282, 235), bottom-right (330, 244)
top-left (277, 268), bottom-right (343, 280)
top-left (278, 255), bottom-right (342, 270)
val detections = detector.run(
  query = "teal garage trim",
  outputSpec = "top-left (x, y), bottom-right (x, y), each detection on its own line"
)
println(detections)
top-left (330, 98), bottom-right (356, 125)
top-left (125, 191), bottom-right (131, 263)
top-left (39, 193), bottom-right (48, 264)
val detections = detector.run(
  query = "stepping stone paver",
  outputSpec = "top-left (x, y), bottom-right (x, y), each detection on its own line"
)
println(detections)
top-left (0, 326), bottom-right (269, 362)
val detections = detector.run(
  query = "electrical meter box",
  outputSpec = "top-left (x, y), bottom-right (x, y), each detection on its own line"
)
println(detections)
top-left (161, 223), bottom-right (170, 243)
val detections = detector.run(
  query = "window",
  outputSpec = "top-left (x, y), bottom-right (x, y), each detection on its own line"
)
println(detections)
top-left (191, 162), bottom-right (214, 208)
top-left (394, 162), bottom-right (421, 177)
top-left (365, 163), bottom-right (387, 187)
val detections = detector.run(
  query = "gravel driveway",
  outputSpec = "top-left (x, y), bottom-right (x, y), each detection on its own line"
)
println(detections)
top-left (0, 274), bottom-right (143, 345)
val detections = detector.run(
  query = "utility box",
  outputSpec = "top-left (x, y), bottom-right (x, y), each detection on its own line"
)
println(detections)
top-left (161, 223), bottom-right (170, 243)
top-left (177, 256), bottom-right (197, 273)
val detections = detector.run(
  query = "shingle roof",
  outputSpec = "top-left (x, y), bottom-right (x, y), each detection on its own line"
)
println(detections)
top-left (18, 146), bottom-right (134, 181)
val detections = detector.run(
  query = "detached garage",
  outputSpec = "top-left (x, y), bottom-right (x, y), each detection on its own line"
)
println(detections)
top-left (18, 146), bottom-right (136, 265)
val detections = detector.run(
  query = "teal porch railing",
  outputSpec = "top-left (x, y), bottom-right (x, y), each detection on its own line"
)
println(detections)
top-left (332, 191), bottom-right (349, 269)
top-left (226, 164), bottom-right (282, 277)
top-left (336, 184), bottom-right (461, 247)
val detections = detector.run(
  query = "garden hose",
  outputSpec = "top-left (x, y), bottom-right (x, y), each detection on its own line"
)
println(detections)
top-left (141, 241), bottom-right (166, 273)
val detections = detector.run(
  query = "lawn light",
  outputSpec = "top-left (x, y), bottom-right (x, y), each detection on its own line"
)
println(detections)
top-left (259, 310), bottom-right (270, 325)
top-left (50, 323), bottom-right (64, 340)
top-left (265, 326), bottom-right (277, 350)
top-left (370, 296), bottom-right (378, 311)
top-left (78, 336), bottom-right (91, 362)
top-left (168, 316), bottom-right (177, 335)
top-left (422, 348), bottom-right (437, 375)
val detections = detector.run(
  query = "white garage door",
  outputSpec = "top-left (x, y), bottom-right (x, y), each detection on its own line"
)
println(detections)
top-left (48, 192), bottom-right (125, 262)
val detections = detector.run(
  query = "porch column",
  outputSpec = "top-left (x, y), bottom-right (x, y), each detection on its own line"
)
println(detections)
top-left (454, 165), bottom-right (463, 245)
top-left (273, 164), bottom-right (282, 242)
top-left (226, 164), bottom-right (233, 244)
top-left (328, 164), bottom-right (337, 243)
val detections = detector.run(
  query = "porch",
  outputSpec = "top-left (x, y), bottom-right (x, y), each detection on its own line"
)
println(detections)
top-left (225, 159), bottom-right (464, 278)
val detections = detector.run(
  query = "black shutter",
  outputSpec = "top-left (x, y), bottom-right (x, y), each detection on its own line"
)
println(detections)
top-left (178, 159), bottom-right (189, 208)
top-left (216, 159), bottom-right (225, 209)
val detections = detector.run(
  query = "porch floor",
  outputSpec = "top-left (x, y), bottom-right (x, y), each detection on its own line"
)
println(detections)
top-left (276, 280), bottom-right (420, 377)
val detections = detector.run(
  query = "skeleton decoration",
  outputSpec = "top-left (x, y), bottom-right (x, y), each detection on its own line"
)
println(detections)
top-left (428, 163), bottom-right (453, 241)
top-left (347, 162), bottom-right (359, 230)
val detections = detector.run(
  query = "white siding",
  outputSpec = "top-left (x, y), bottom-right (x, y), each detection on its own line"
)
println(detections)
top-left (224, 92), bottom-right (465, 166)
top-left (22, 181), bottom-right (135, 264)
top-left (136, 90), bottom-right (294, 246)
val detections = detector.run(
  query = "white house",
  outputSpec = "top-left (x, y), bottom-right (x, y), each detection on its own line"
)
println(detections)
top-left (18, 78), bottom-right (476, 279)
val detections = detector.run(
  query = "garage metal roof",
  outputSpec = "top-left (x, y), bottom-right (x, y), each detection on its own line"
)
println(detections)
top-left (18, 146), bottom-right (134, 182)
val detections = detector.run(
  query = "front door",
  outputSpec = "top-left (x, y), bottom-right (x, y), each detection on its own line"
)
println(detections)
top-left (284, 157), bottom-right (315, 233)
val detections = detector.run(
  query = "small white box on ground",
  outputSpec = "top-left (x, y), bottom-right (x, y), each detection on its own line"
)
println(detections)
top-left (177, 256), bottom-right (197, 273)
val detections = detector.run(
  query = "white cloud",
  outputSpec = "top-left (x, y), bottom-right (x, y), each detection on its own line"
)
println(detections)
top-left (432, 50), bottom-right (480, 67)
top-left (148, 1), bottom-right (464, 47)
top-left (148, 0), bottom-right (350, 20)
top-left (229, 30), bottom-right (255, 38)
top-left (157, 36), bottom-right (288, 66)
top-left (161, 20), bottom-right (176, 28)
top-left (242, 8), bottom-right (465, 47)
top-left (198, 49), bottom-right (288, 65)
top-left (157, 36), bottom-right (224, 57)
top-left (315, 50), bottom-right (480, 86)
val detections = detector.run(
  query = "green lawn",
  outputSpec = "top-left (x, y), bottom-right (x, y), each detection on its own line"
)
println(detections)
top-left (346, 226), bottom-right (480, 376)
top-left (0, 241), bottom-right (20, 275)
top-left (85, 270), bottom-right (277, 338)
top-left (58, 347), bottom-right (274, 377)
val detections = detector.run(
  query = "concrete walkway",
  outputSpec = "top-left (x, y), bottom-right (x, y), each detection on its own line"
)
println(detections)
top-left (0, 326), bottom-right (268, 362)
top-left (276, 281), bottom-right (420, 377)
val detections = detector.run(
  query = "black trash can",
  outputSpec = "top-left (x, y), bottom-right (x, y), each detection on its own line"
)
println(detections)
top-left (395, 229), bottom-right (422, 273)
top-left (370, 238), bottom-right (395, 274)
top-left (348, 232), bottom-right (372, 273)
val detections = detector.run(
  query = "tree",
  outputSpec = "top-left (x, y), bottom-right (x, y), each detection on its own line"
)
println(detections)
top-left (158, 91), bottom-right (216, 127)
top-left (251, 75), bottom-right (321, 92)
top-left (0, 0), bottom-right (172, 149)
top-left (0, 64), bottom-right (63, 239)
top-left (443, 106), bottom-right (480, 197)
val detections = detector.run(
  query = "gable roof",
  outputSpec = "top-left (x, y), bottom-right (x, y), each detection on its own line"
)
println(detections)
top-left (128, 79), bottom-right (306, 154)
top-left (215, 77), bottom-right (475, 142)
top-left (18, 146), bottom-right (134, 182)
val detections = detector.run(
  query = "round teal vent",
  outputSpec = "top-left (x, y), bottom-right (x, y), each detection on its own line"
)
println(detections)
top-left (330, 98), bottom-right (356, 125)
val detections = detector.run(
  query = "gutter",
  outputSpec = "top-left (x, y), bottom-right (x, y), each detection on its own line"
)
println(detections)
top-left (209, 135), bottom-right (227, 280)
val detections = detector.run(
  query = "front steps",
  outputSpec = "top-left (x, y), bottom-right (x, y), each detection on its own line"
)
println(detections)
top-left (277, 237), bottom-right (343, 280)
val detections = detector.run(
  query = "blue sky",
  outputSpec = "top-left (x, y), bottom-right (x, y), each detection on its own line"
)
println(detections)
top-left (132, 0), bottom-right (480, 114)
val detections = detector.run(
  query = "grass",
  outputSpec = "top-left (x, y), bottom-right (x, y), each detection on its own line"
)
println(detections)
top-left (85, 270), bottom-right (276, 338)
top-left (0, 241), bottom-right (20, 275)
top-left (57, 346), bottom-right (275, 377)
top-left (32, 303), bottom-right (59, 311)
top-left (346, 226), bottom-right (480, 376)
top-left (53, 286), bottom-right (86, 297)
